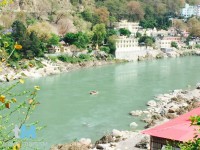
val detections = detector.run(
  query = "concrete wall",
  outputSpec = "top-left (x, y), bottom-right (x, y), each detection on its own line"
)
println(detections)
top-left (115, 47), bottom-right (148, 61)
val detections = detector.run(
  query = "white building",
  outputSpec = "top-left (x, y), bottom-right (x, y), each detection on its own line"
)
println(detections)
top-left (157, 37), bottom-right (181, 49)
top-left (116, 36), bottom-right (138, 49)
top-left (114, 20), bottom-right (141, 36)
top-left (115, 36), bottom-right (147, 61)
top-left (181, 3), bottom-right (196, 18)
top-left (181, 3), bottom-right (200, 18)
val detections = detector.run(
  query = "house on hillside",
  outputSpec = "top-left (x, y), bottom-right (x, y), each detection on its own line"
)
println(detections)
top-left (156, 36), bottom-right (181, 50)
top-left (180, 3), bottom-right (200, 18)
top-left (114, 20), bottom-right (141, 36)
top-left (142, 107), bottom-right (200, 150)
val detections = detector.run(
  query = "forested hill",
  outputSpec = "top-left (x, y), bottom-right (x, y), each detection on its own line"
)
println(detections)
top-left (1, 0), bottom-right (200, 29)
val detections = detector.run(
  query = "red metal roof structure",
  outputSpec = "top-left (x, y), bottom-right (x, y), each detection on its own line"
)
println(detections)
top-left (142, 107), bottom-right (200, 142)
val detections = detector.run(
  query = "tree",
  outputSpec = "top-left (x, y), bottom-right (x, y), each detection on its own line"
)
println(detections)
top-left (11, 20), bottom-right (27, 42)
top-left (171, 41), bottom-right (178, 49)
top-left (95, 7), bottom-right (110, 24)
top-left (27, 22), bottom-right (54, 42)
top-left (119, 28), bottom-right (131, 37)
top-left (92, 23), bottom-right (107, 49)
top-left (29, 31), bottom-right (44, 57)
top-left (47, 33), bottom-right (60, 46)
top-left (139, 35), bottom-right (155, 48)
top-left (74, 32), bottom-right (90, 49)
top-left (107, 35), bottom-right (117, 54)
top-left (187, 17), bottom-right (200, 37)
top-left (64, 32), bottom-right (90, 49)
top-left (127, 1), bottom-right (144, 21)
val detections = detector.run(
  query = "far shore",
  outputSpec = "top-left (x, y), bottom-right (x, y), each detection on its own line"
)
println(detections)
top-left (1, 49), bottom-right (200, 82)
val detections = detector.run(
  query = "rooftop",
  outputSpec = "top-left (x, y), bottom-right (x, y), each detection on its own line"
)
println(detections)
top-left (142, 107), bottom-right (200, 142)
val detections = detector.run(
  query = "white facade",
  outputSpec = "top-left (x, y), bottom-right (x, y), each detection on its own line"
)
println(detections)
top-left (181, 3), bottom-right (200, 18)
top-left (114, 20), bottom-right (141, 36)
top-left (181, 3), bottom-right (196, 18)
top-left (115, 36), bottom-right (147, 61)
top-left (116, 36), bottom-right (138, 50)
top-left (157, 37), bottom-right (181, 49)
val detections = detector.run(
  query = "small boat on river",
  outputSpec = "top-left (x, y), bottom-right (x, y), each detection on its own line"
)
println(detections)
top-left (89, 90), bottom-right (99, 95)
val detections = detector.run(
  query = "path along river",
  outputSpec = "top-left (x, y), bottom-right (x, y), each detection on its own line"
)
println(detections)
top-left (18, 56), bottom-right (200, 148)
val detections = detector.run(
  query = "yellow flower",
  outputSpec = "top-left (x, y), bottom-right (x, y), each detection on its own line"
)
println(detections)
top-left (29, 63), bottom-right (34, 67)
top-left (29, 99), bottom-right (34, 104)
top-left (0, 95), bottom-right (5, 103)
top-left (34, 86), bottom-right (40, 91)
top-left (14, 44), bottom-right (22, 50)
top-left (19, 79), bottom-right (24, 84)
top-left (13, 143), bottom-right (21, 150)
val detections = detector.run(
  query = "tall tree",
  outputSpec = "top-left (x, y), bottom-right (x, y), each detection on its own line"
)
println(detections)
top-left (92, 23), bottom-right (106, 49)
top-left (11, 20), bottom-right (27, 42)
top-left (127, 1), bottom-right (144, 21)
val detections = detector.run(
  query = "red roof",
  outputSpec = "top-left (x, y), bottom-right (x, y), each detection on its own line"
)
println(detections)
top-left (142, 107), bottom-right (200, 142)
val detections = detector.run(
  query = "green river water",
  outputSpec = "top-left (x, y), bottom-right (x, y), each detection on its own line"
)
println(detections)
top-left (18, 56), bottom-right (200, 149)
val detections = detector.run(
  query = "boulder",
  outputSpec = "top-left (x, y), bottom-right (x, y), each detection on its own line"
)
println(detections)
top-left (147, 100), bottom-right (157, 107)
top-left (79, 138), bottom-right (92, 147)
top-left (196, 83), bottom-right (200, 89)
top-left (130, 122), bottom-right (138, 129)
top-left (112, 129), bottom-right (123, 137)
top-left (129, 110), bottom-right (143, 116)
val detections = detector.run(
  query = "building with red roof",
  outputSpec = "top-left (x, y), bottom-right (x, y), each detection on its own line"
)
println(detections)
top-left (142, 107), bottom-right (200, 150)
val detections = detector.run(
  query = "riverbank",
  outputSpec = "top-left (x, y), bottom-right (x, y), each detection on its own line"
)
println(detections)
top-left (50, 84), bottom-right (200, 150)
top-left (0, 49), bottom-right (200, 82)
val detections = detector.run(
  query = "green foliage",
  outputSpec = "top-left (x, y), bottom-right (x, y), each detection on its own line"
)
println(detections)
top-left (81, 9), bottom-right (94, 23)
top-left (47, 34), bottom-right (60, 46)
top-left (136, 32), bottom-right (142, 38)
top-left (58, 55), bottom-right (81, 63)
top-left (119, 28), bottom-right (131, 37)
top-left (195, 44), bottom-right (200, 49)
top-left (57, 54), bottom-right (93, 63)
top-left (78, 54), bottom-right (92, 61)
top-left (26, 17), bottom-right (37, 26)
top-left (139, 6), bottom-right (172, 29)
top-left (171, 42), bottom-right (178, 49)
top-left (64, 32), bottom-right (89, 49)
top-left (100, 46), bottom-right (110, 53)
top-left (107, 35), bottom-right (117, 54)
top-left (106, 29), bottom-right (118, 37)
top-left (11, 20), bottom-right (27, 42)
top-left (92, 23), bottom-right (107, 49)
top-left (139, 35), bottom-right (155, 48)
top-left (0, 80), bottom-right (41, 149)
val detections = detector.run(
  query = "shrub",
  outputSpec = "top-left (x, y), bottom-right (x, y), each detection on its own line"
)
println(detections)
top-left (100, 46), bottom-right (110, 54)
top-left (79, 54), bottom-right (92, 61)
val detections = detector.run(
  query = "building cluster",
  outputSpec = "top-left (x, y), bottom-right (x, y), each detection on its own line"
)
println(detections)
top-left (115, 20), bottom-right (188, 53)
top-left (180, 3), bottom-right (200, 18)
top-left (114, 12), bottom-right (200, 60)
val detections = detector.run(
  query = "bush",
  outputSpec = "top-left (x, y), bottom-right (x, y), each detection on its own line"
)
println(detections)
top-left (79, 54), bottom-right (92, 61)
top-left (100, 46), bottom-right (110, 54)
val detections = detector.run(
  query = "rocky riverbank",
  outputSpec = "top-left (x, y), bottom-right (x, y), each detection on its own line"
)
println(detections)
top-left (50, 83), bottom-right (200, 150)
top-left (0, 59), bottom-right (125, 82)
top-left (0, 49), bottom-right (200, 82)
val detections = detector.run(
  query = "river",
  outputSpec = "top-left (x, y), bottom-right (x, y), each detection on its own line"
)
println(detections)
top-left (19, 56), bottom-right (200, 149)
